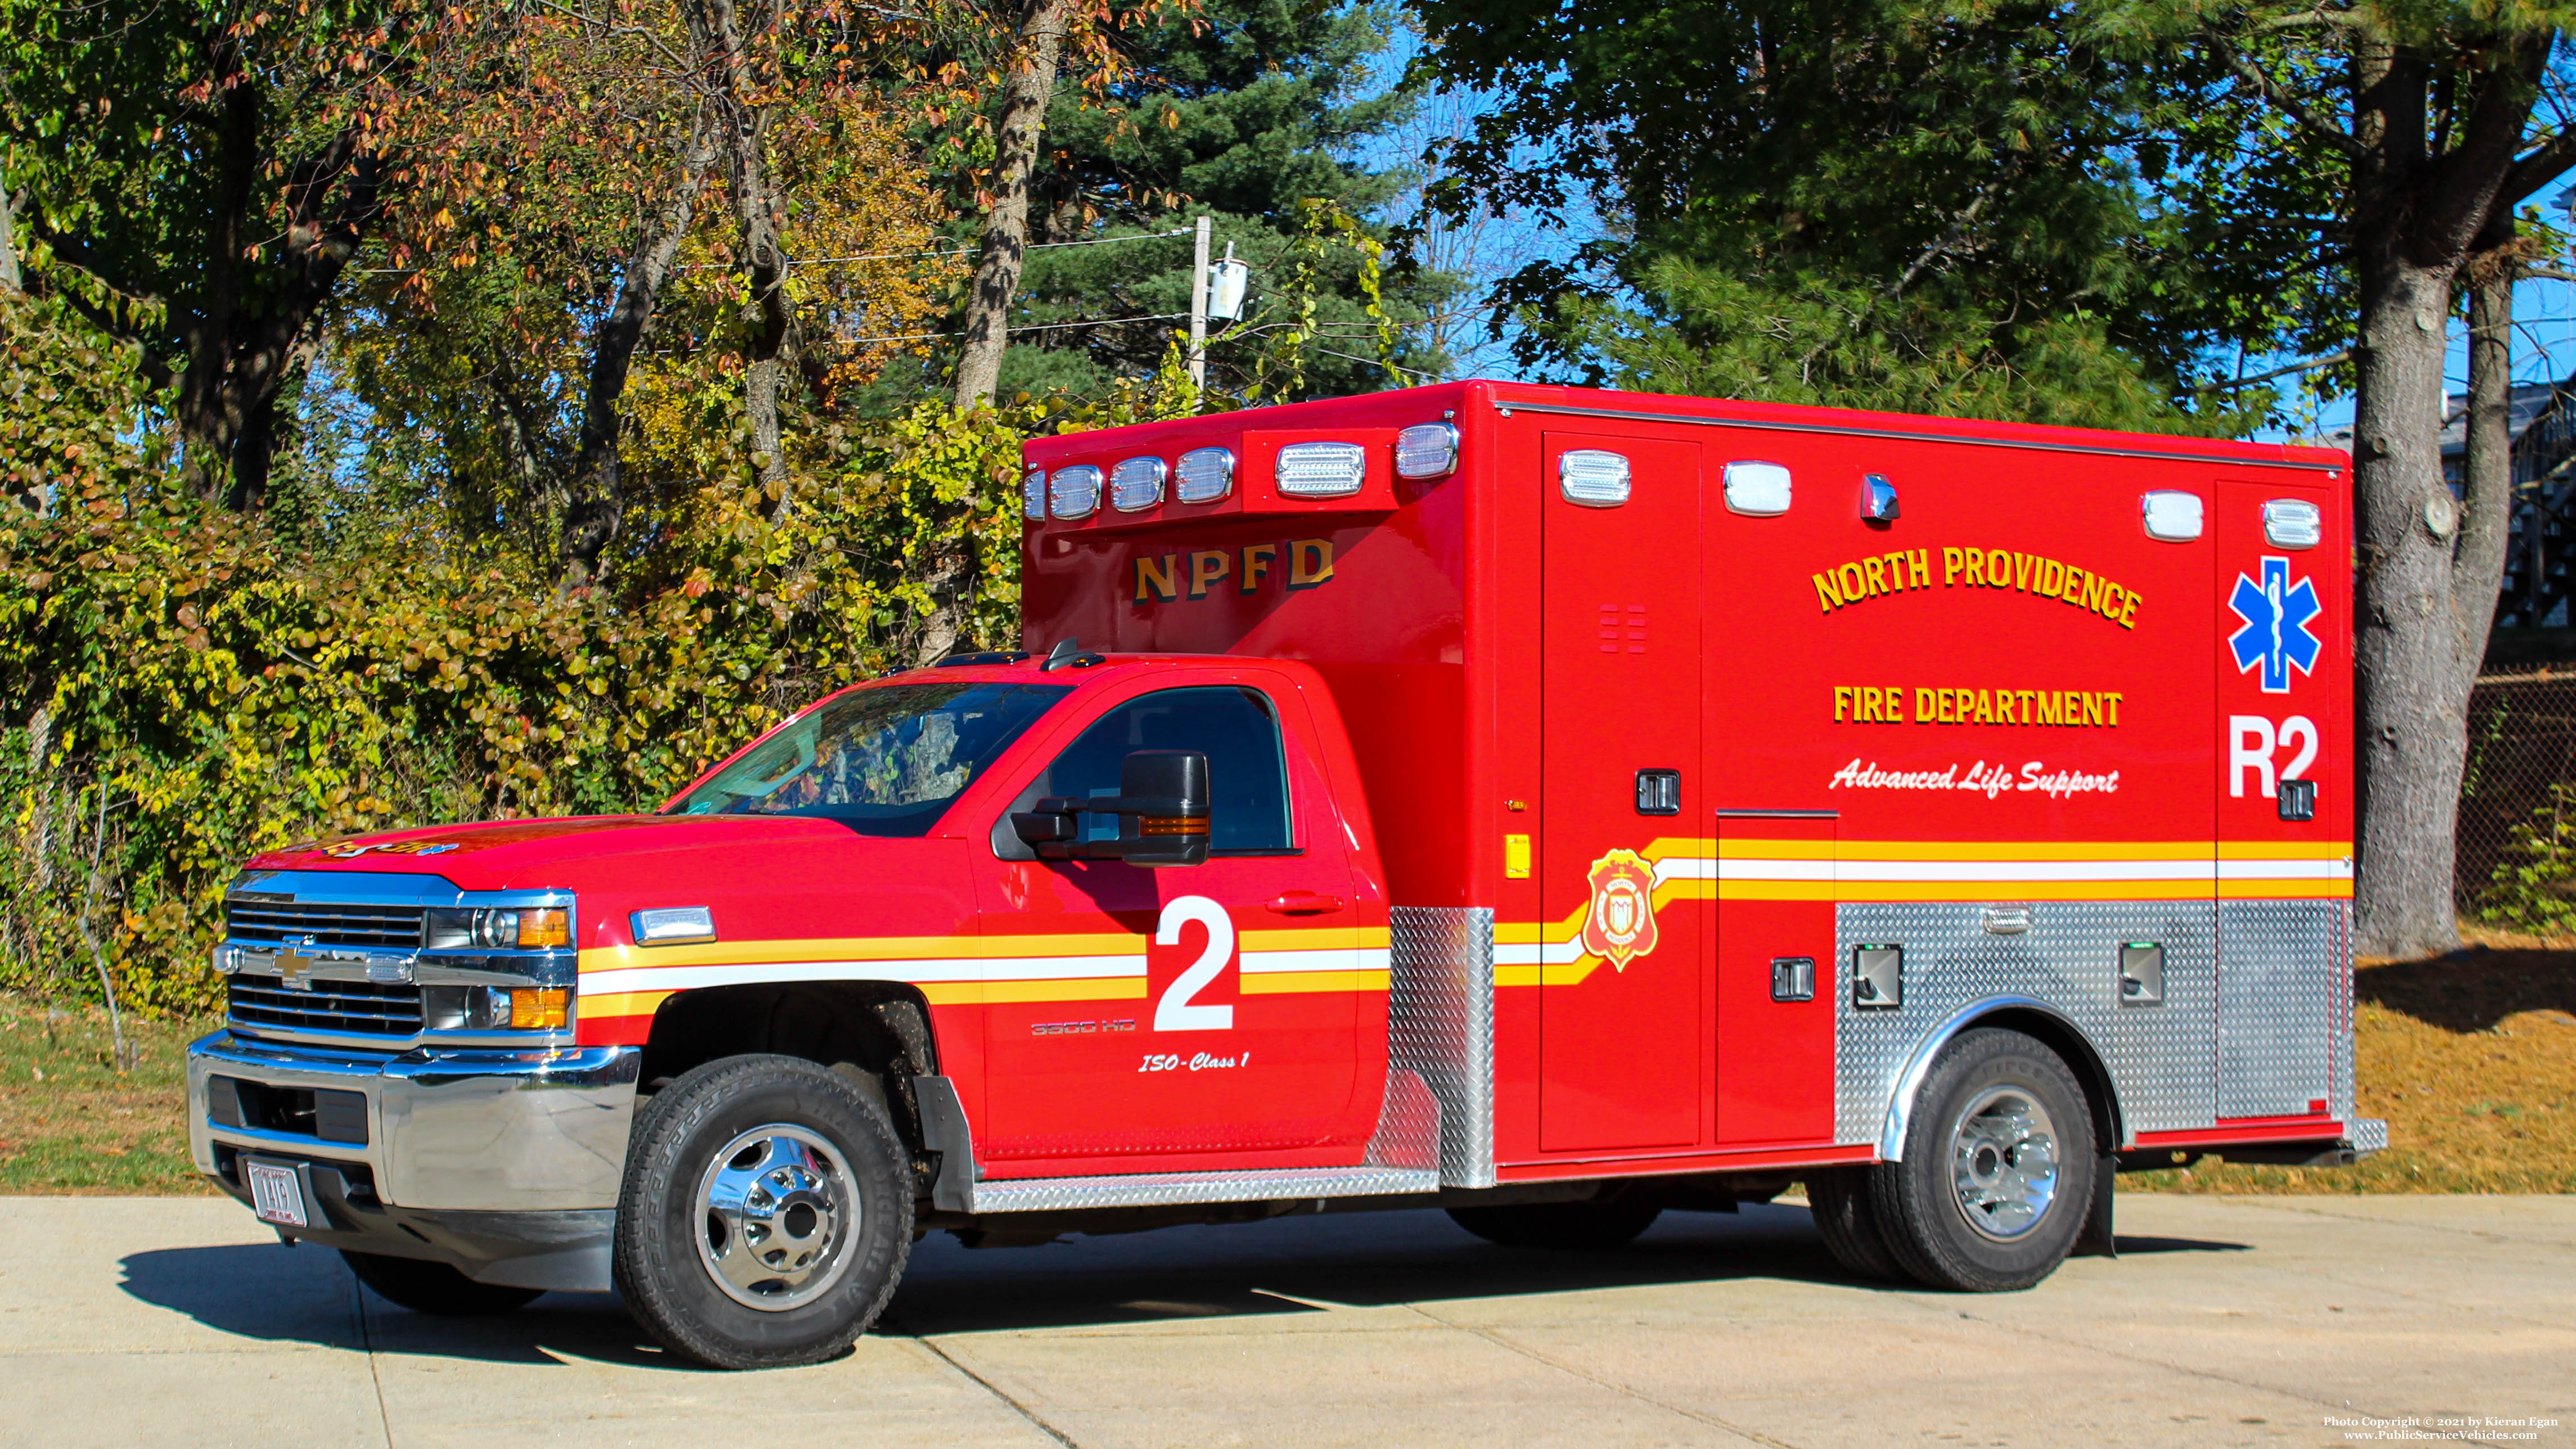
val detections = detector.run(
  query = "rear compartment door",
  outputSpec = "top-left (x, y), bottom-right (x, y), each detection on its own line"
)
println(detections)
top-left (1537, 432), bottom-right (1704, 1152)
top-left (2213, 476), bottom-right (2350, 1122)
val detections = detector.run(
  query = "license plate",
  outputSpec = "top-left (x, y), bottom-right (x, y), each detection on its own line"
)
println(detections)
top-left (245, 1161), bottom-right (308, 1229)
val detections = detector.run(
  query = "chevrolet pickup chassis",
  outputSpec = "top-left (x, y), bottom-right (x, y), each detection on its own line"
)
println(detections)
top-left (190, 381), bottom-right (2381, 1369)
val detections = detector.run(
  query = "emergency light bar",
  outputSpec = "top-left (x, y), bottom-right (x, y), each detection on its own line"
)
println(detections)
top-left (1560, 449), bottom-right (1631, 507)
top-left (1050, 464), bottom-right (1102, 520)
top-left (2263, 498), bottom-right (2322, 549)
top-left (1175, 447), bottom-right (1235, 503)
top-left (1111, 457), bottom-right (1168, 512)
top-left (1275, 441), bottom-right (1366, 497)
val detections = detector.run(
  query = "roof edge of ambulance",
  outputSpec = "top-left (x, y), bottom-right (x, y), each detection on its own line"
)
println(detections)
top-left (878, 652), bottom-right (1309, 684)
top-left (1022, 378), bottom-right (2348, 471)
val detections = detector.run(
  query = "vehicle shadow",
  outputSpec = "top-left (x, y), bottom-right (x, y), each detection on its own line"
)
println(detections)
top-left (880, 1202), bottom-right (2255, 1337)
top-left (116, 1242), bottom-right (671, 1369)
top-left (2357, 946), bottom-right (2576, 1032)
top-left (121, 1205), bottom-right (2257, 1360)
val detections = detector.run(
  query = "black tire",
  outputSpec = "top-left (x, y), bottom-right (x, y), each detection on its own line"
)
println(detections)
top-left (613, 1053), bottom-right (914, 1369)
top-left (1447, 1198), bottom-right (1662, 1251)
top-left (342, 1251), bottom-right (545, 1316)
top-left (1806, 1168), bottom-right (1902, 1282)
top-left (1869, 1027), bottom-right (2096, 1293)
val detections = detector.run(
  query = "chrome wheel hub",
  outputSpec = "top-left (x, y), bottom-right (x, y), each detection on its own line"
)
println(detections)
top-left (694, 1125), bottom-right (857, 1311)
top-left (1948, 1087), bottom-right (2060, 1242)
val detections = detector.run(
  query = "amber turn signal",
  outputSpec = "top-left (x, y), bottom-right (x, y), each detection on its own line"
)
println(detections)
top-left (1138, 816), bottom-right (1208, 836)
top-left (516, 908), bottom-right (571, 947)
top-left (511, 987), bottom-right (571, 1030)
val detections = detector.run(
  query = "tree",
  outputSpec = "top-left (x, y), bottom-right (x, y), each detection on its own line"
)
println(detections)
top-left (997, 0), bottom-right (1451, 400)
top-left (2137, 7), bottom-right (2576, 954)
top-left (1409, 0), bottom-right (2251, 428)
top-left (0, 0), bottom-right (417, 507)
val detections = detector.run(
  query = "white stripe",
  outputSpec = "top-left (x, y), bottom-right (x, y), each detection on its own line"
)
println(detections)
top-left (1240, 948), bottom-right (1368, 974)
top-left (1662, 855), bottom-right (2351, 883)
top-left (1494, 940), bottom-right (1592, 967)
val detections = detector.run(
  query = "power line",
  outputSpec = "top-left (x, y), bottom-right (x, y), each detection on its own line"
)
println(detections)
top-left (833, 312), bottom-right (1190, 347)
top-left (793, 227), bottom-right (1194, 268)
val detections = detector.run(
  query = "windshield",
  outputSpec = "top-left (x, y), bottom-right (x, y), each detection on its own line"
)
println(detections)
top-left (664, 681), bottom-right (1070, 836)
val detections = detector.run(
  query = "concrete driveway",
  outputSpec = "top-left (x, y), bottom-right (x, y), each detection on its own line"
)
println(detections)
top-left (0, 1193), bottom-right (2567, 1448)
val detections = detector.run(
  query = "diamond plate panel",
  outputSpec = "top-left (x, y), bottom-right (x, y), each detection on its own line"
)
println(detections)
top-left (1363, 1067), bottom-right (1441, 1170)
top-left (1388, 906), bottom-right (1496, 1188)
top-left (967, 1163), bottom-right (1439, 1213)
top-left (2217, 900), bottom-right (2339, 1119)
top-left (1835, 901), bottom-right (2219, 1147)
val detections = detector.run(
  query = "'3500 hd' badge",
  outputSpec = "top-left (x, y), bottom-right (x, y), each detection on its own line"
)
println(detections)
top-left (1580, 848), bottom-right (1660, 972)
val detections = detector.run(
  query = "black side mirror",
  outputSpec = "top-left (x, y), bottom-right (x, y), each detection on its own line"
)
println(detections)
top-left (1010, 750), bottom-right (1211, 866)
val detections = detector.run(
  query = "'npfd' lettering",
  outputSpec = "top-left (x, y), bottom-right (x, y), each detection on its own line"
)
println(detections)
top-left (1135, 539), bottom-right (1334, 605)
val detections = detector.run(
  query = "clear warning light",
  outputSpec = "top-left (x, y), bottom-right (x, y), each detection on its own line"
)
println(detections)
top-left (1276, 441), bottom-right (1366, 497)
top-left (1049, 464), bottom-right (1101, 520)
top-left (1395, 422), bottom-right (1459, 480)
top-left (1110, 457), bottom-right (1168, 512)
top-left (1176, 447), bottom-right (1235, 503)
top-left (2263, 498), bottom-right (2322, 549)
top-left (1022, 468), bottom-right (1046, 521)
top-left (1560, 449), bottom-right (1632, 507)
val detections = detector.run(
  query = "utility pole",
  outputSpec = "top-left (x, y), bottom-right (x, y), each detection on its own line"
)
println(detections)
top-left (1187, 215), bottom-right (1212, 392)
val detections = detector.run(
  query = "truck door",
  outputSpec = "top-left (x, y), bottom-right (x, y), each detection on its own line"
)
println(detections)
top-left (1538, 433), bottom-right (1705, 1152)
top-left (2213, 476), bottom-right (2349, 1121)
top-left (972, 681), bottom-right (1368, 1166)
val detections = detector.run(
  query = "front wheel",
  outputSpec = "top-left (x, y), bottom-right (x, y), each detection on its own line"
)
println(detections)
top-left (1869, 1027), bottom-right (2096, 1293)
top-left (614, 1054), bottom-right (914, 1369)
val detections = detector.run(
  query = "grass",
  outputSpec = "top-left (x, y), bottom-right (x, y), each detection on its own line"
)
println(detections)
top-left (3, 945), bottom-right (2571, 1197)
top-left (2128, 945), bottom-right (2576, 1194)
top-left (0, 995), bottom-right (219, 1194)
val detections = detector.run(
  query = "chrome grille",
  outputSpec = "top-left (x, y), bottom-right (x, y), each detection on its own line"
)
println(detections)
top-left (225, 900), bottom-right (424, 950)
top-left (228, 975), bottom-right (425, 1039)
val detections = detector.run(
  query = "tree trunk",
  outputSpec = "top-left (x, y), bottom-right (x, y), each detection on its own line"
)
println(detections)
top-left (560, 120), bottom-right (719, 589)
top-left (2349, 234), bottom-right (2476, 956)
top-left (953, 0), bottom-right (1075, 410)
top-left (692, 0), bottom-right (796, 514)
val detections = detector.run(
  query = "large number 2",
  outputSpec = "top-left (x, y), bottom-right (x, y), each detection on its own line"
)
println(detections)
top-left (1154, 895), bottom-right (1235, 1032)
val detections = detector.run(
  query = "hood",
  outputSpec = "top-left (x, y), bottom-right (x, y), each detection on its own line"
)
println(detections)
top-left (247, 813), bottom-right (872, 891)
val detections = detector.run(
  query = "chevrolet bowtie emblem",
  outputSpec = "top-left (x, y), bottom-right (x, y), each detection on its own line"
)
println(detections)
top-left (277, 937), bottom-right (316, 992)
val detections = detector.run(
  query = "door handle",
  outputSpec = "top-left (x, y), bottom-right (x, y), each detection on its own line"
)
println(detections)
top-left (1265, 891), bottom-right (1345, 915)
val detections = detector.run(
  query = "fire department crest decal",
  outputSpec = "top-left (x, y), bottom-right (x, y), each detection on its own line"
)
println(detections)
top-left (1580, 848), bottom-right (1660, 972)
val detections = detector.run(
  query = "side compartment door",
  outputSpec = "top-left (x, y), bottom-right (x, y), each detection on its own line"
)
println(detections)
top-left (972, 682), bottom-right (1368, 1166)
top-left (2213, 477), bottom-right (2349, 1121)
top-left (1712, 811), bottom-right (1837, 1145)
top-left (1538, 433), bottom-right (1704, 1152)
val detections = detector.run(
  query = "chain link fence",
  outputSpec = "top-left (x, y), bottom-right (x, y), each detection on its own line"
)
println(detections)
top-left (2458, 671), bottom-right (2576, 931)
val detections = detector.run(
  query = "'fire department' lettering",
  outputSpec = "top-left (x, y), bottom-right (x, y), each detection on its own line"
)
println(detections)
top-left (1134, 539), bottom-right (1334, 606)
top-left (1833, 684), bottom-right (2125, 727)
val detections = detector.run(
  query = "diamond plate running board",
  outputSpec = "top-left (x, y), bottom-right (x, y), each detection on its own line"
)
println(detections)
top-left (965, 1164), bottom-right (1440, 1214)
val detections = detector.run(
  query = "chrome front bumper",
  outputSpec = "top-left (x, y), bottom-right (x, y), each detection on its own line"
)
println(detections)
top-left (187, 1031), bottom-right (641, 1289)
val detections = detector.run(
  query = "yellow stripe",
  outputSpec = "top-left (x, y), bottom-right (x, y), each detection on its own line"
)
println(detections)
top-left (579, 922), bottom-right (1382, 973)
top-left (2221, 879), bottom-right (2354, 899)
top-left (975, 978), bottom-right (1148, 1005)
top-left (580, 990), bottom-right (672, 1018)
top-left (2218, 841), bottom-right (2354, 859)
top-left (1240, 969), bottom-right (1392, 995)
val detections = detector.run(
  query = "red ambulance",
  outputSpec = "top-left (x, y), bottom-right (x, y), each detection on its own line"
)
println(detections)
top-left (188, 380), bottom-right (2377, 1369)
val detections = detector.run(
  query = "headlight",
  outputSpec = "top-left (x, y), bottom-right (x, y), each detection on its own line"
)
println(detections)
top-left (426, 906), bottom-right (570, 949)
top-left (423, 984), bottom-right (572, 1031)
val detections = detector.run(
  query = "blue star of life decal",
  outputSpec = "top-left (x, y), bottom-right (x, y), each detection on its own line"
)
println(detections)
top-left (2227, 556), bottom-right (2321, 693)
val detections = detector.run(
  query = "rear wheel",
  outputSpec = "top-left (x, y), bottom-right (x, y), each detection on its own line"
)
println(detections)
top-left (341, 1251), bottom-right (544, 1316)
top-left (1447, 1198), bottom-right (1662, 1251)
top-left (614, 1054), bottom-right (913, 1369)
top-left (1870, 1028), bottom-right (2095, 1292)
top-left (1805, 1168), bottom-right (1902, 1281)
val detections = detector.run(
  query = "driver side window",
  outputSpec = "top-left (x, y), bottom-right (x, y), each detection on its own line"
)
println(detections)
top-left (995, 686), bottom-right (1294, 859)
